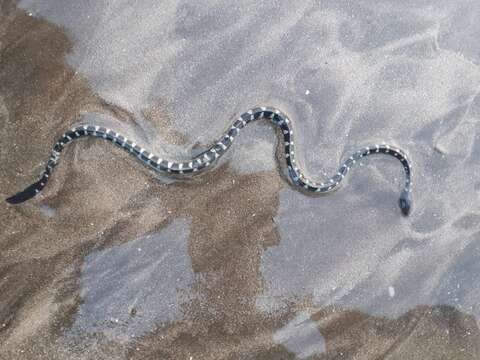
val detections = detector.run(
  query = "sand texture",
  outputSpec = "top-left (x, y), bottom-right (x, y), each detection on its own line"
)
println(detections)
top-left (1, 0), bottom-right (480, 358)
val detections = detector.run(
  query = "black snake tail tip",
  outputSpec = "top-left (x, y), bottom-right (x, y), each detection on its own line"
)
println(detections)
top-left (398, 190), bottom-right (412, 216)
top-left (6, 182), bottom-right (41, 204)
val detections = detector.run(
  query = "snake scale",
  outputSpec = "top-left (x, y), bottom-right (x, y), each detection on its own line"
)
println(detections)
top-left (6, 106), bottom-right (413, 215)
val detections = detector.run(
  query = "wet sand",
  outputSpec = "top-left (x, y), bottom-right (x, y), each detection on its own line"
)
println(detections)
top-left (2, 0), bottom-right (480, 359)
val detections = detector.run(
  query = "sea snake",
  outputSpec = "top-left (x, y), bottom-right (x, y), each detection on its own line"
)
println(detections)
top-left (6, 106), bottom-right (413, 215)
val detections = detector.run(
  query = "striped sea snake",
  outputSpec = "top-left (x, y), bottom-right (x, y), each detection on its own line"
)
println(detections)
top-left (6, 106), bottom-right (413, 215)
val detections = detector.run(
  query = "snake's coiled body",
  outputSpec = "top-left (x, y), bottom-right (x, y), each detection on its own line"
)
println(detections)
top-left (6, 107), bottom-right (413, 215)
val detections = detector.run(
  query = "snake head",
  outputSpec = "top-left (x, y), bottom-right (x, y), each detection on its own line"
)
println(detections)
top-left (398, 190), bottom-right (412, 216)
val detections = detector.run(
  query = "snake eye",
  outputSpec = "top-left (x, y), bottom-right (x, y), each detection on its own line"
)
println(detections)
top-left (398, 190), bottom-right (412, 216)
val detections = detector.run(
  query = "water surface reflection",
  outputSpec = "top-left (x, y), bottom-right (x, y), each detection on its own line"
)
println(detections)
top-left (69, 218), bottom-right (193, 342)
top-left (2, 0), bottom-right (480, 358)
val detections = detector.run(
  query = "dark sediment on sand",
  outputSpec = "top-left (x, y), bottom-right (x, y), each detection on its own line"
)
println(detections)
top-left (2, 1), bottom-right (480, 359)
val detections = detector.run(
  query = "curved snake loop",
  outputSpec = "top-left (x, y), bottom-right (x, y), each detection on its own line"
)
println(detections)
top-left (6, 107), bottom-right (413, 215)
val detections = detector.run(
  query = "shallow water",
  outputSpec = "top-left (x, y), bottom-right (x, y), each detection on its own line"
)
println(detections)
top-left (1, 0), bottom-right (480, 358)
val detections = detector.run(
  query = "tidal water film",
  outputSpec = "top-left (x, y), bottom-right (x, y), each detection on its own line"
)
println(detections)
top-left (1, 1), bottom-right (480, 359)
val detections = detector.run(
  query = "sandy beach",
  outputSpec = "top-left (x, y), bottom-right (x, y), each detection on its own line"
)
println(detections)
top-left (1, 0), bottom-right (480, 358)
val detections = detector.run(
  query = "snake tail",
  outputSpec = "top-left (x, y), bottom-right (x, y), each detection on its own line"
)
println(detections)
top-left (6, 107), bottom-right (412, 215)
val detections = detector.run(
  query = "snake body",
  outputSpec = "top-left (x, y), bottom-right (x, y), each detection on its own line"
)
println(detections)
top-left (6, 106), bottom-right (413, 215)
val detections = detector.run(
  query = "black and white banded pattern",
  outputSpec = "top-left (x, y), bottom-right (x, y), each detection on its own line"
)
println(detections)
top-left (6, 107), bottom-right (413, 215)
